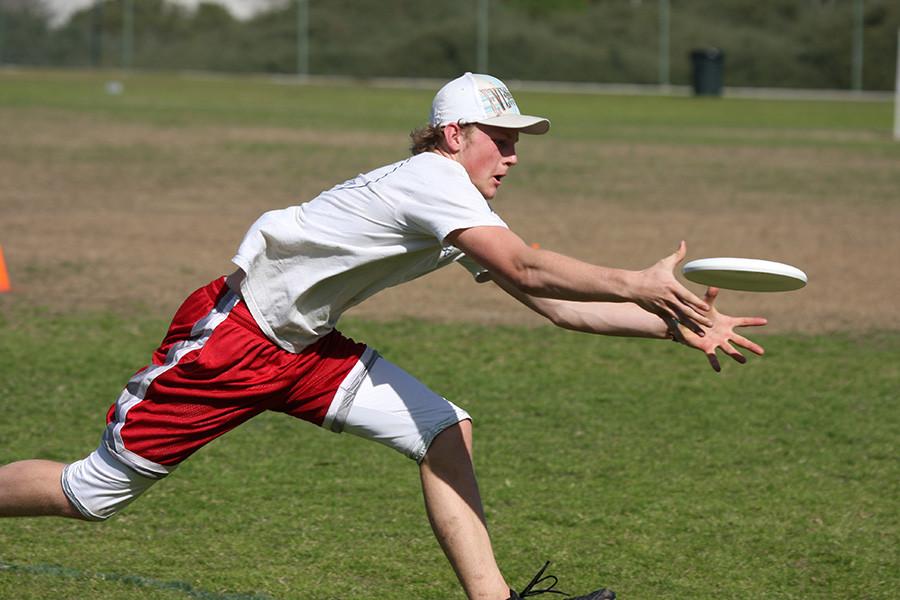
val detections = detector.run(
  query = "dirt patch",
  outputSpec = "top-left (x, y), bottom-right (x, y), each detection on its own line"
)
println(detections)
top-left (2, 109), bottom-right (898, 334)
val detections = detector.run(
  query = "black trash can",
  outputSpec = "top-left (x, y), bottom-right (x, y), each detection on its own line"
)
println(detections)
top-left (690, 48), bottom-right (724, 96)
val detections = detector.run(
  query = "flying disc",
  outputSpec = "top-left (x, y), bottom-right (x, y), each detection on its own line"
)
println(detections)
top-left (682, 257), bottom-right (807, 292)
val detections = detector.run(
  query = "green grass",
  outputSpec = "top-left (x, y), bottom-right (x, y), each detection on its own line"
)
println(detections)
top-left (0, 69), bottom-right (896, 150)
top-left (1, 68), bottom-right (897, 598)
top-left (1, 314), bottom-right (897, 599)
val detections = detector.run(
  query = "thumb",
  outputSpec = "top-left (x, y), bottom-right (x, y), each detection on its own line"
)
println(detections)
top-left (705, 286), bottom-right (720, 306)
top-left (669, 240), bottom-right (687, 265)
top-left (656, 241), bottom-right (687, 270)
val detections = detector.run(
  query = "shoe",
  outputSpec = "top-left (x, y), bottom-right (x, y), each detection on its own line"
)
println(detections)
top-left (506, 561), bottom-right (616, 599)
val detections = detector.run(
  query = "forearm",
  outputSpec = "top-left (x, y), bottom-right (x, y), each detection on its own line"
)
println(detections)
top-left (451, 227), bottom-right (638, 303)
top-left (514, 248), bottom-right (638, 303)
top-left (544, 299), bottom-right (671, 338)
top-left (450, 228), bottom-right (710, 334)
top-left (493, 273), bottom-right (669, 338)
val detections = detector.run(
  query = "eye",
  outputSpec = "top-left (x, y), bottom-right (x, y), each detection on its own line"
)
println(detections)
top-left (494, 137), bottom-right (512, 151)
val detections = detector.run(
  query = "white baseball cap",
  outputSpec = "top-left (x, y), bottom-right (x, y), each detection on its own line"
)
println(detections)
top-left (429, 72), bottom-right (550, 135)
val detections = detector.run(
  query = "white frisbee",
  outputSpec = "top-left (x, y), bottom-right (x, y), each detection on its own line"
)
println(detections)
top-left (682, 257), bottom-right (808, 292)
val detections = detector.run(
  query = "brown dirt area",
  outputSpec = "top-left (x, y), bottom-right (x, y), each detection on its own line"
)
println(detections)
top-left (2, 108), bottom-right (899, 334)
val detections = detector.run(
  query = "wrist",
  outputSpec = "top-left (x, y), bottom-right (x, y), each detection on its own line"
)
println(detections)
top-left (617, 269), bottom-right (642, 303)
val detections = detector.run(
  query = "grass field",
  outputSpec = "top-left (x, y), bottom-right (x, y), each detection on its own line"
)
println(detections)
top-left (1, 316), bottom-right (897, 599)
top-left (1, 69), bottom-right (899, 599)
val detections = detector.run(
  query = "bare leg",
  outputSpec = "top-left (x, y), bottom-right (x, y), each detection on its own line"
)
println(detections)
top-left (0, 460), bottom-right (85, 519)
top-left (419, 421), bottom-right (510, 600)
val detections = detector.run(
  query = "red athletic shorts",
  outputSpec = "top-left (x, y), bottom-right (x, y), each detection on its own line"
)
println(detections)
top-left (100, 277), bottom-right (366, 478)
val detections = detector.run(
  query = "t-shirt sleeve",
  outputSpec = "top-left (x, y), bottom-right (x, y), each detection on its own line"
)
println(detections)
top-left (231, 208), bottom-right (288, 272)
top-left (399, 158), bottom-right (508, 244)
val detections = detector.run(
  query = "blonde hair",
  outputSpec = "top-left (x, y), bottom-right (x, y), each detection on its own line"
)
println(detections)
top-left (409, 123), bottom-right (475, 155)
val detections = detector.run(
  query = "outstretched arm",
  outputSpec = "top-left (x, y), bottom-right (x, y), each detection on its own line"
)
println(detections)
top-left (448, 226), bottom-right (712, 333)
top-left (492, 272), bottom-right (767, 371)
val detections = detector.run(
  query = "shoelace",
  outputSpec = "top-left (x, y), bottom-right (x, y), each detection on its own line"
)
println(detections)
top-left (518, 561), bottom-right (568, 597)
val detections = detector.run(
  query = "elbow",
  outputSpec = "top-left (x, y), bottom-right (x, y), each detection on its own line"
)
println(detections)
top-left (486, 244), bottom-right (552, 296)
top-left (529, 297), bottom-right (579, 330)
top-left (501, 246), bottom-right (562, 298)
top-left (503, 264), bottom-right (545, 297)
top-left (545, 309), bottom-right (570, 329)
top-left (545, 305), bottom-right (582, 331)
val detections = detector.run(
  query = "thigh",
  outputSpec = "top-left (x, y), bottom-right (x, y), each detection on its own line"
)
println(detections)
top-left (323, 353), bottom-right (472, 463)
top-left (105, 283), bottom-right (367, 477)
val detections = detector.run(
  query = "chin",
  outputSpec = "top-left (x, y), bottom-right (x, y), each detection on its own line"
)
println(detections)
top-left (479, 185), bottom-right (499, 200)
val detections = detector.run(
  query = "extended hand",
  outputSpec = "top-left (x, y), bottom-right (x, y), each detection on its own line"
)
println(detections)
top-left (634, 241), bottom-right (713, 334)
top-left (669, 286), bottom-right (768, 372)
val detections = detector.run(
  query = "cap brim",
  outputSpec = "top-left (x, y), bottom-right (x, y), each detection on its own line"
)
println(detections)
top-left (472, 114), bottom-right (550, 135)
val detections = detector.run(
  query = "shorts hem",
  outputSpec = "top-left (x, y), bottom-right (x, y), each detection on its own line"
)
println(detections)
top-left (60, 463), bottom-right (108, 522)
top-left (411, 414), bottom-right (473, 464)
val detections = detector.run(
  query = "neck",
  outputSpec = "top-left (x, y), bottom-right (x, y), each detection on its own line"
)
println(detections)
top-left (431, 147), bottom-right (457, 162)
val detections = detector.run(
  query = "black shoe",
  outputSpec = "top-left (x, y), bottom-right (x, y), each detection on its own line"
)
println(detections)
top-left (507, 561), bottom-right (616, 599)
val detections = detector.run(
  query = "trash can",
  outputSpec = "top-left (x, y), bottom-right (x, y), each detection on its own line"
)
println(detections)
top-left (690, 48), bottom-right (724, 96)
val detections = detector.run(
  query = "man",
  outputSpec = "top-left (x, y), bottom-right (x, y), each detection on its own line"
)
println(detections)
top-left (0, 73), bottom-right (766, 599)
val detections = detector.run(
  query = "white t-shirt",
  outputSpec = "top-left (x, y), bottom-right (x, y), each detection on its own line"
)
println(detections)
top-left (232, 152), bottom-right (507, 353)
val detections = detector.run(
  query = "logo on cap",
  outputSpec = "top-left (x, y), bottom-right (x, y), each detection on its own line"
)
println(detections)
top-left (475, 75), bottom-right (520, 117)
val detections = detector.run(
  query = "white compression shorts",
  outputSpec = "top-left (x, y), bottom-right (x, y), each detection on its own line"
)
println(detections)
top-left (62, 350), bottom-right (471, 520)
top-left (322, 348), bottom-right (472, 462)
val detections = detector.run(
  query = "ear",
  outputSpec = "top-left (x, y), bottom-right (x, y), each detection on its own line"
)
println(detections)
top-left (440, 122), bottom-right (466, 154)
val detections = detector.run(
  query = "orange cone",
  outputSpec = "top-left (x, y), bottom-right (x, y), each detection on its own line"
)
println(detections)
top-left (0, 245), bottom-right (10, 293)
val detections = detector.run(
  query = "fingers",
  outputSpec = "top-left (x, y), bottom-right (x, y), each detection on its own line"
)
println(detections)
top-left (685, 295), bottom-right (712, 316)
top-left (653, 287), bottom-right (712, 332)
top-left (738, 316), bottom-right (768, 328)
top-left (658, 283), bottom-right (711, 330)
top-left (722, 340), bottom-right (747, 364)
top-left (704, 335), bottom-right (760, 373)
top-left (705, 286), bottom-right (720, 306)
top-left (667, 306), bottom-right (707, 335)
top-left (706, 343), bottom-right (745, 372)
top-left (677, 282), bottom-right (711, 314)
top-left (670, 294), bottom-right (712, 328)
top-left (733, 333), bottom-right (765, 356)
top-left (653, 299), bottom-right (705, 336)
top-left (666, 317), bottom-right (688, 345)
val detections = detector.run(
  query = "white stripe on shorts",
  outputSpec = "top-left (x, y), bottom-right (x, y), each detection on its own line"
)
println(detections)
top-left (102, 288), bottom-right (241, 479)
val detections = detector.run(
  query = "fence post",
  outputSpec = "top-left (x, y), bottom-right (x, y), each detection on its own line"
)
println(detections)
top-left (893, 28), bottom-right (899, 140)
top-left (297, 0), bottom-right (309, 78)
top-left (659, 0), bottom-right (670, 90)
top-left (90, 0), bottom-right (104, 67)
top-left (852, 0), bottom-right (864, 91)
top-left (477, 0), bottom-right (488, 73)
top-left (122, 0), bottom-right (134, 69)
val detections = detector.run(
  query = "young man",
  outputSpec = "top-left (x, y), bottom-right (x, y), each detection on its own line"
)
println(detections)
top-left (0, 73), bottom-right (766, 600)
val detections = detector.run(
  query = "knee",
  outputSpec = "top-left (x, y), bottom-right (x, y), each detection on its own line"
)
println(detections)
top-left (422, 419), bottom-right (474, 471)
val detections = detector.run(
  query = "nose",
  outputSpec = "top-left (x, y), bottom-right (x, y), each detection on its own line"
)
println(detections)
top-left (504, 144), bottom-right (518, 166)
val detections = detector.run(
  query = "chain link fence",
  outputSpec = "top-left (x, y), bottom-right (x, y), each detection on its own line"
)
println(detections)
top-left (1, 0), bottom-right (898, 93)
